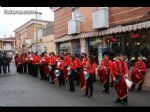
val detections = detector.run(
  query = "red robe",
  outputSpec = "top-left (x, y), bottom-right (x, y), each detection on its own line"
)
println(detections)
top-left (133, 61), bottom-right (146, 73)
top-left (49, 55), bottom-right (57, 66)
top-left (111, 61), bottom-right (129, 79)
top-left (98, 59), bottom-right (112, 84)
top-left (82, 56), bottom-right (87, 67)
top-left (70, 59), bottom-right (78, 71)
top-left (111, 60), bottom-right (129, 99)
top-left (131, 61), bottom-right (146, 84)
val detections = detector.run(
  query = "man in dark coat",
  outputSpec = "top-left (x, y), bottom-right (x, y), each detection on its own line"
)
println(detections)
top-left (0, 52), bottom-right (4, 73)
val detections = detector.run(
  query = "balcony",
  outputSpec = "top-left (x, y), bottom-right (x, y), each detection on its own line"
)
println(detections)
top-left (3, 46), bottom-right (15, 51)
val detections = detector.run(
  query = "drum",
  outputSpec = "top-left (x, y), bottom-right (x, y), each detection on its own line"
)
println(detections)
top-left (131, 69), bottom-right (144, 84)
top-left (98, 68), bottom-right (107, 85)
top-left (114, 76), bottom-right (128, 99)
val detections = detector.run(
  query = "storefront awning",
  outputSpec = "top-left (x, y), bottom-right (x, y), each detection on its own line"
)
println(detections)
top-left (55, 20), bottom-right (150, 43)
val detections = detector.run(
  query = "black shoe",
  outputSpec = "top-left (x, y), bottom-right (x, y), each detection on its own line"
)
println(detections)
top-left (129, 89), bottom-right (134, 91)
top-left (114, 100), bottom-right (121, 104)
top-left (137, 89), bottom-right (141, 92)
top-left (88, 95), bottom-right (92, 98)
top-left (102, 90), bottom-right (106, 93)
top-left (50, 81), bottom-right (55, 84)
top-left (70, 89), bottom-right (75, 92)
top-left (83, 94), bottom-right (88, 97)
top-left (121, 101), bottom-right (128, 106)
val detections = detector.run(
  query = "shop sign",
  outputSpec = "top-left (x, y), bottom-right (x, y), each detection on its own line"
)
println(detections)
top-left (131, 33), bottom-right (140, 39)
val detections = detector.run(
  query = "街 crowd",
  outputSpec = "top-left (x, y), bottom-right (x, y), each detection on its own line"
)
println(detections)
top-left (14, 51), bottom-right (147, 106)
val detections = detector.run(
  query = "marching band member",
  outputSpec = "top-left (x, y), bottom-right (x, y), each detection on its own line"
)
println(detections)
top-left (82, 53), bottom-right (87, 67)
top-left (56, 56), bottom-right (65, 87)
top-left (75, 56), bottom-right (83, 86)
top-left (98, 52), bottom-right (112, 94)
top-left (39, 52), bottom-right (45, 80)
top-left (68, 55), bottom-right (78, 92)
top-left (27, 52), bottom-right (33, 75)
top-left (84, 55), bottom-right (97, 98)
top-left (43, 52), bottom-right (50, 80)
top-left (23, 53), bottom-right (28, 74)
top-left (130, 55), bottom-right (146, 92)
top-left (63, 52), bottom-right (71, 82)
top-left (49, 52), bottom-right (57, 84)
top-left (32, 52), bottom-right (40, 77)
top-left (17, 54), bottom-right (23, 73)
top-left (111, 53), bottom-right (129, 105)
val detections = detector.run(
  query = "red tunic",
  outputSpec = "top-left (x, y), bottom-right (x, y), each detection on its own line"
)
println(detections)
top-left (32, 55), bottom-right (40, 65)
top-left (49, 55), bottom-right (57, 66)
top-left (43, 54), bottom-right (50, 64)
top-left (76, 58), bottom-right (83, 68)
top-left (133, 61), bottom-right (146, 73)
top-left (70, 60), bottom-right (78, 71)
top-left (111, 61), bottom-right (129, 79)
top-left (64, 55), bottom-right (70, 66)
top-left (87, 63), bottom-right (97, 76)
top-left (100, 59), bottom-right (112, 71)
top-left (57, 61), bottom-right (65, 71)
top-left (85, 60), bottom-right (91, 70)
top-left (82, 57), bottom-right (87, 67)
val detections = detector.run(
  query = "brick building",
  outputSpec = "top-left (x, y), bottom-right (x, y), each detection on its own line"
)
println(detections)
top-left (0, 37), bottom-right (16, 56)
top-left (51, 7), bottom-right (150, 66)
top-left (14, 19), bottom-right (55, 54)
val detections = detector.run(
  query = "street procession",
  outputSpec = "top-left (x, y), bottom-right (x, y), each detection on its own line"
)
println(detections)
top-left (14, 50), bottom-right (147, 106)
top-left (1, 7), bottom-right (150, 106)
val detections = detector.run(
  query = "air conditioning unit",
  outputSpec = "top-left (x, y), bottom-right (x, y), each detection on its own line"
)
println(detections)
top-left (92, 7), bottom-right (109, 29)
top-left (68, 20), bottom-right (80, 35)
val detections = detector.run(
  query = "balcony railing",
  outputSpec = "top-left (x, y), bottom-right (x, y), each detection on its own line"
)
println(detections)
top-left (3, 46), bottom-right (15, 51)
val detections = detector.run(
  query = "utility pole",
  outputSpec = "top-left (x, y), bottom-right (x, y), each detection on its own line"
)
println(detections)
top-left (35, 7), bottom-right (38, 53)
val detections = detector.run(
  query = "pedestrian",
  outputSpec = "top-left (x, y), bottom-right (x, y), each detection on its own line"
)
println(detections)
top-left (0, 52), bottom-right (4, 73)
top-left (84, 55), bottom-right (97, 98)
top-left (98, 52), bottom-right (112, 94)
top-left (2, 52), bottom-right (8, 74)
top-left (111, 53), bottom-right (129, 105)
top-left (68, 55), bottom-right (78, 92)
top-left (130, 55), bottom-right (146, 92)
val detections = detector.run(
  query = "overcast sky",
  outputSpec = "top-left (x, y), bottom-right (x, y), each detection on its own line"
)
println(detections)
top-left (0, 7), bottom-right (54, 38)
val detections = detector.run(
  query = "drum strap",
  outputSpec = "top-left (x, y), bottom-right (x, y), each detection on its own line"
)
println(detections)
top-left (116, 61), bottom-right (125, 76)
top-left (138, 62), bottom-right (142, 70)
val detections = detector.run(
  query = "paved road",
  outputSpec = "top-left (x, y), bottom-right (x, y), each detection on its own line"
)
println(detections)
top-left (0, 63), bottom-right (150, 106)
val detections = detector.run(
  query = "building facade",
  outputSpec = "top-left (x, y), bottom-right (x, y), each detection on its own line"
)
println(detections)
top-left (0, 37), bottom-right (16, 56)
top-left (51, 7), bottom-right (150, 67)
top-left (14, 19), bottom-right (55, 54)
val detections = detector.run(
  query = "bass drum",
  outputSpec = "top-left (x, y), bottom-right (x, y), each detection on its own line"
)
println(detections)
top-left (114, 77), bottom-right (128, 99)
top-left (131, 69), bottom-right (144, 84)
top-left (98, 68), bottom-right (107, 85)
